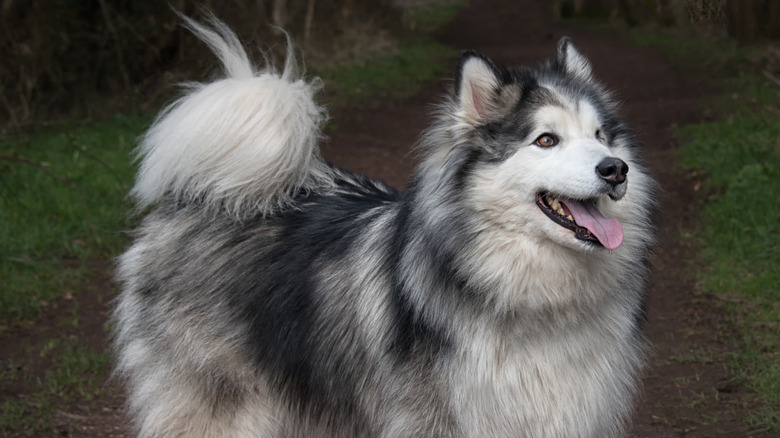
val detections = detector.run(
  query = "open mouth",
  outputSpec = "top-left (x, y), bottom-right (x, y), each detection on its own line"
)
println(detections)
top-left (536, 193), bottom-right (624, 250)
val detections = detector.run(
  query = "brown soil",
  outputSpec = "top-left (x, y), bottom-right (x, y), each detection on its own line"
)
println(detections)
top-left (1, 1), bottom-right (772, 437)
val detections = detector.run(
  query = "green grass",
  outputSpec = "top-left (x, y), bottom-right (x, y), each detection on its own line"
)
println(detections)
top-left (676, 116), bottom-right (780, 289)
top-left (402, 0), bottom-right (467, 34)
top-left (43, 339), bottom-right (111, 401)
top-left (628, 27), bottom-right (740, 71)
top-left (0, 115), bottom-right (143, 434)
top-left (634, 26), bottom-right (780, 432)
top-left (0, 114), bottom-right (150, 325)
top-left (1, 336), bottom-right (112, 434)
top-left (317, 41), bottom-right (456, 109)
top-left (670, 346), bottom-right (716, 365)
top-left (676, 112), bottom-right (780, 433)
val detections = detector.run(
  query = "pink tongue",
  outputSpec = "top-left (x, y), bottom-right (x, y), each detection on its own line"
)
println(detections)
top-left (563, 199), bottom-right (624, 250)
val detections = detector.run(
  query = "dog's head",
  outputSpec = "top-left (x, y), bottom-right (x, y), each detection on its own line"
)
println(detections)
top-left (423, 38), bottom-right (651, 252)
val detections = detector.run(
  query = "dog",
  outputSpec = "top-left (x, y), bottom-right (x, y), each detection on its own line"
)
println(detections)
top-left (114, 15), bottom-right (657, 438)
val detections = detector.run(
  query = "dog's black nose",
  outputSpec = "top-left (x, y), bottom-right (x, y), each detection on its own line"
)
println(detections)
top-left (596, 157), bottom-right (628, 186)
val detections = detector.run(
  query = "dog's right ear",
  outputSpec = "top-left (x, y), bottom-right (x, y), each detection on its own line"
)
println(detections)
top-left (456, 51), bottom-right (501, 122)
top-left (556, 37), bottom-right (593, 82)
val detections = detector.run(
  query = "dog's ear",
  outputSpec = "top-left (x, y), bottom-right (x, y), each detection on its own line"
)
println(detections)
top-left (556, 37), bottom-right (592, 81)
top-left (456, 51), bottom-right (501, 122)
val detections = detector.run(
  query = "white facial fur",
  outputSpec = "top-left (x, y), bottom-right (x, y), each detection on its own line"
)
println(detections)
top-left (466, 92), bottom-right (630, 251)
top-left (522, 99), bottom-right (621, 199)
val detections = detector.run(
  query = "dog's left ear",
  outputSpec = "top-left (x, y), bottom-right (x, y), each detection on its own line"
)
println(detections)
top-left (456, 51), bottom-right (501, 122)
top-left (556, 37), bottom-right (593, 81)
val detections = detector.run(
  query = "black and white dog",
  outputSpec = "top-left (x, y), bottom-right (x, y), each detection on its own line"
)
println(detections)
top-left (115, 15), bottom-right (657, 437)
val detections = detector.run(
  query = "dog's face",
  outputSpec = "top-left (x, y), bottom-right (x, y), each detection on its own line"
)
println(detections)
top-left (453, 39), bottom-right (636, 252)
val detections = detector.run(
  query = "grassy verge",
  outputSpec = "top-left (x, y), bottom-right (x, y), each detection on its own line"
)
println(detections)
top-left (402, 0), bottom-right (467, 33)
top-left (0, 115), bottom-right (146, 434)
top-left (0, 3), bottom-right (463, 435)
top-left (317, 41), bottom-right (456, 110)
top-left (0, 114), bottom-right (148, 325)
top-left (631, 28), bottom-right (780, 433)
top-left (675, 110), bottom-right (780, 433)
top-left (1, 336), bottom-right (113, 433)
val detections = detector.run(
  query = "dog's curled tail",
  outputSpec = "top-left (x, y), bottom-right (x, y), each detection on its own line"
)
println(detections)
top-left (131, 14), bottom-right (330, 216)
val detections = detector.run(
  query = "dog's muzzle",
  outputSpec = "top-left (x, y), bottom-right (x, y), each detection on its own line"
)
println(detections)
top-left (597, 157), bottom-right (628, 200)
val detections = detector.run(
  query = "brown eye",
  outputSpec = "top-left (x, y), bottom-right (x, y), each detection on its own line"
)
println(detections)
top-left (534, 134), bottom-right (558, 147)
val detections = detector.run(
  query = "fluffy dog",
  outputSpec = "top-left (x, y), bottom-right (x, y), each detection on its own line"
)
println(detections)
top-left (115, 15), bottom-right (657, 438)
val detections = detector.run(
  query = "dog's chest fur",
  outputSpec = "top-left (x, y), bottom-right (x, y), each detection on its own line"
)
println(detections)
top-left (443, 303), bottom-right (640, 438)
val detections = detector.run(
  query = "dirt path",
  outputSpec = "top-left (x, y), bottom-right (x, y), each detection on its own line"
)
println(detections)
top-left (4, 1), bottom-right (769, 437)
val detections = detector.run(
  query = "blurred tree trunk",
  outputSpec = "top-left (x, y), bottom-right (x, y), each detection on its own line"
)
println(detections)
top-left (552, 0), bottom-right (585, 18)
top-left (768, 0), bottom-right (780, 38)
top-left (582, 0), bottom-right (615, 17)
top-left (615, 0), bottom-right (676, 27)
top-left (98, 0), bottom-right (130, 91)
top-left (726, 0), bottom-right (759, 42)
top-left (341, 0), bottom-right (354, 25)
top-left (273, 0), bottom-right (287, 29)
top-left (655, 0), bottom-right (677, 26)
top-left (304, 0), bottom-right (315, 45)
top-left (616, 0), bottom-right (639, 26)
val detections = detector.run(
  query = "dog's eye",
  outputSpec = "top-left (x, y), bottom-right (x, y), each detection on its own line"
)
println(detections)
top-left (595, 129), bottom-right (605, 142)
top-left (534, 134), bottom-right (558, 148)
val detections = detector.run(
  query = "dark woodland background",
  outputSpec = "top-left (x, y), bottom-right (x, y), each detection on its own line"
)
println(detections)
top-left (1, 0), bottom-right (779, 132)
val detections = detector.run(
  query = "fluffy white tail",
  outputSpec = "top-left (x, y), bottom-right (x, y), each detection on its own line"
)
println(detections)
top-left (131, 14), bottom-right (330, 216)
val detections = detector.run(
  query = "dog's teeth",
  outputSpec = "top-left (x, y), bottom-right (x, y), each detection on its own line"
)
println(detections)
top-left (556, 207), bottom-right (565, 216)
top-left (566, 215), bottom-right (574, 221)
